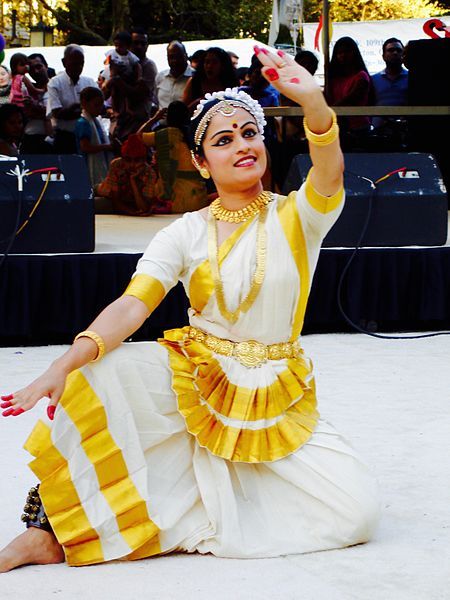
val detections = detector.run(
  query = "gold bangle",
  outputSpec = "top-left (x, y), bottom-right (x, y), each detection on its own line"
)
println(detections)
top-left (74, 330), bottom-right (106, 362)
top-left (303, 109), bottom-right (339, 147)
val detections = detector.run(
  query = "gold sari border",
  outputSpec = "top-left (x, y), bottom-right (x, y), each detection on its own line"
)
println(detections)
top-left (305, 168), bottom-right (344, 214)
top-left (123, 274), bottom-right (166, 314)
top-left (159, 327), bottom-right (319, 463)
top-left (277, 193), bottom-right (310, 340)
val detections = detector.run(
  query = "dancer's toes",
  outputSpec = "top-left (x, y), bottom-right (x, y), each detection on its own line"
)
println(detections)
top-left (0, 528), bottom-right (64, 573)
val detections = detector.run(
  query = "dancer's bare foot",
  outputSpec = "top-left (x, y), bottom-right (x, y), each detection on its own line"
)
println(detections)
top-left (0, 528), bottom-right (65, 573)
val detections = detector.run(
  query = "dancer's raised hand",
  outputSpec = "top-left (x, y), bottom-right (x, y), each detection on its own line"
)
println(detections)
top-left (254, 45), bottom-right (323, 107)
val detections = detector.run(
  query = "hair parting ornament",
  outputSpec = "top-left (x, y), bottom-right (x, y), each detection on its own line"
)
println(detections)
top-left (190, 88), bottom-right (266, 154)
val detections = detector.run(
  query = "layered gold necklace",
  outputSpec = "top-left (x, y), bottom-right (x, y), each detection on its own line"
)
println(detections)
top-left (209, 191), bottom-right (272, 223)
top-left (207, 194), bottom-right (272, 324)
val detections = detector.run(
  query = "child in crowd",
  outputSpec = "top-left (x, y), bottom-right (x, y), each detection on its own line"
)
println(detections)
top-left (0, 65), bottom-right (12, 105)
top-left (104, 31), bottom-right (142, 83)
top-left (96, 133), bottom-right (160, 216)
top-left (139, 101), bottom-right (209, 213)
top-left (75, 87), bottom-right (113, 187)
top-left (9, 53), bottom-right (44, 107)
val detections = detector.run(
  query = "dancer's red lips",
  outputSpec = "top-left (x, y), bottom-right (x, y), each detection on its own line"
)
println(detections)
top-left (234, 156), bottom-right (256, 167)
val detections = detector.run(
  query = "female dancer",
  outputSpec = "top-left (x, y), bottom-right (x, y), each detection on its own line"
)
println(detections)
top-left (0, 47), bottom-right (379, 572)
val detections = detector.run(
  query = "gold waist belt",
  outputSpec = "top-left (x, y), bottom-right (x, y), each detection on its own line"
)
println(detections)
top-left (187, 326), bottom-right (302, 368)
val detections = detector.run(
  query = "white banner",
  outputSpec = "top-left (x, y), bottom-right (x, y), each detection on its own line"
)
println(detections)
top-left (303, 17), bottom-right (443, 75)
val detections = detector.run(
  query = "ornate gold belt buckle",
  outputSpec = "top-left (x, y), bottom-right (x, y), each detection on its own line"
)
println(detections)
top-left (233, 340), bottom-right (268, 368)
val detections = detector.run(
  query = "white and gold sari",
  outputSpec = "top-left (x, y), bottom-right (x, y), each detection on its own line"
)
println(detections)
top-left (25, 175), bottom-right (379, 566)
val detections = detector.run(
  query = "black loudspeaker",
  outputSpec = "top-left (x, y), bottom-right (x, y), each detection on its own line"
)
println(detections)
top-left (407, 39), bottom-right (450, 197)
top-left (0, 155), bottom-right (94, 254)
top-left (282, 153), bottom-right (448, 247)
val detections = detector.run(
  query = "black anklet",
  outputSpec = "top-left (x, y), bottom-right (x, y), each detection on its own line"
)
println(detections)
top-left (21, 484), bottom-right (52, 533)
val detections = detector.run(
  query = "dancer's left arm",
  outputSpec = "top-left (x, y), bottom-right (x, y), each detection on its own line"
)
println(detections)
top-left (255, 46), bottom-right (344, 197)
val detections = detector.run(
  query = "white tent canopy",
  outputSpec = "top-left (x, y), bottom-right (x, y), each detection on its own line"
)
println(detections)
top-left (2, 38), bottom-right (264, 82)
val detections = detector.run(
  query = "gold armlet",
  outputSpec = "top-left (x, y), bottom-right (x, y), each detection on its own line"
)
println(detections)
top-left (303, 109), bottom-right (339, 147)
top-left (74, 330), bottom-right (106, 362)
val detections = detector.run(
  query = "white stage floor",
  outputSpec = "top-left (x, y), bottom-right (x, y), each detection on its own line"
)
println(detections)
top-left (1, 332), bottom-right (449, 599)
top-left (94, 213), bottom-right (450, 254)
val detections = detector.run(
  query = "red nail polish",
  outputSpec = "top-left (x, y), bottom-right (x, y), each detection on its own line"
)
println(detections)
top-left (290, 77), bottom-right (300, 84)
top-left (2, 408), bottom-right (14, 417)
top-left (47, 405), bottom-right (56, 420)
top-left (1, 402), bottom-right (12, 408)
top-left (261, 48), bottom-right (269, 55)
top-left (266, 68), bottom-right (279, 82)
top-left (253, 45), bottom-right (260, 55)
top-left (1, 394), bottom-right (14, 401)
top-left (277, 50), bottom-right (286, 57)
top-left (12, 408), bottom-right (24, 416)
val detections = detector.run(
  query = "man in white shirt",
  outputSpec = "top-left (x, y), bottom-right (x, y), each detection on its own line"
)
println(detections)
top-left (21, 54), bottom-right (52, 154)
top-left (155, 41), bottom-right (193, 109)
top-left (47, 44), bottom-right (97, 154)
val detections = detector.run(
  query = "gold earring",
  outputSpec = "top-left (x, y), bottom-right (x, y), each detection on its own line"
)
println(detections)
top-left (200, 167), bottom-right (210, 179)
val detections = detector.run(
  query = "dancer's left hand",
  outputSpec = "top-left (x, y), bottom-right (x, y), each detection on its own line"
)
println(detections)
top-left (254, 45), bottom-right (322, 108)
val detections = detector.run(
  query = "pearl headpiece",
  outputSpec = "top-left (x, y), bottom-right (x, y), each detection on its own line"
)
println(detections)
top-left (191, 88), bottom-right (266, 152)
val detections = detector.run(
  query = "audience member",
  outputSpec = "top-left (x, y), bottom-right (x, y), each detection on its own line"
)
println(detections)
top-left (239, 54), bottom-right (279, 107)
top-left (182, 47), bottom-right (237, 108)
top-left (372, 38), bottom-right (408, 130)
top-left (156, 41), bottom-right (193, 109)
top-left (326, 37), bottom-right (373, 148)
top-left (227, 51), bottom-right (239, 68)
top-left (236, 66), bottom-right (249, 86)
top-left (26, 53), bottom-right (56, 79)
top-left (75, 87), bottom-right (113, 187)
top-left (96, 134), bottom-right (156, 216)
top-left (0, 103), bottom-right (24, 156)
top-left (0, 65), bottom-right (11, 105)
top-left (189, 49), bottom-right (206, 71)
top-left (103, 54), bottom-right (151, 143)
top-left (47, 44), bottom-right (97, 154)
top-left (295, 50), bottom-right (319, 75)
top-left (9, 53), bottom-right (44, 107)
top-left (131, 27), bottom-right (158, 111)
top-left (105, 31), bottom-right (142, 83)
top-left (21, 53), bottom-right (53, 154)
top-left (139, 101), bottom-right (208, 213)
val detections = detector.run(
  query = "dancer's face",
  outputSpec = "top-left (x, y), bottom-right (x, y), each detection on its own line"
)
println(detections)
top-left (199, 107), bottom-right (266, 191)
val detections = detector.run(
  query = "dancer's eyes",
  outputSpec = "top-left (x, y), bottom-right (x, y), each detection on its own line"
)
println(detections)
top-left (243, 127), bottom-right (257, 138)
top-left (213, 128), bottom-right (258, 147)
top-left (214, 135), bottom-right (233, 146)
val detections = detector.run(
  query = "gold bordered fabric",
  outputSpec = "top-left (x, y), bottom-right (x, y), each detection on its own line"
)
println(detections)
top-left (24, 370), bottom-right (161, 566)
top-left (158, 326), bottom-right (319, 463)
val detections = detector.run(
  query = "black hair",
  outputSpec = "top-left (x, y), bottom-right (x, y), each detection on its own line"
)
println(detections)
top-left (190, 47), bottom-right (237, 101)
top-left (80, 86), bottom-right (104, 104)
top-left (167, 100), bottom-right (189, 143)
top-left (294, 50), bottom-right (319, 75)
top-left (28, 52), bottom-right (48, 67)
top-left (113, 31), bottom-right (132, 46)
top-left (190, 49), bottom-right (206, 63)
top-left (382, 38), bottom-right (404, 54)
top-left (328, 37), bottom-right (375, 105)
top-left (131, 26), bottom-right (148, 37)
top-left (329, 37), bottom-right (370, 79)
top-left (0, 103), bottom-right (25, 138)
top-left (10, 53), bottom-right (28, 76)
top-left (236, 66), bottom-right (249, 82)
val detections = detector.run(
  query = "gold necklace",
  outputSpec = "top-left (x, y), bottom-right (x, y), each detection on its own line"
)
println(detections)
top-left (210, 191), bottom-right (272, 223)
top-left (207, 205), bottom-right (268, 324)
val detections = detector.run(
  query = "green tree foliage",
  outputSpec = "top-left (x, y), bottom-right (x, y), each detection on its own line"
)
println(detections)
top-left (304, 0), bottom-right (448, 21)
top-left (32, 0), bottom-right (450, 45)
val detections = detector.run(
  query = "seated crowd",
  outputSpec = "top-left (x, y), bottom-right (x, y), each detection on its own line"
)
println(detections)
top-left (0, 32), bottom-right (410, 216)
